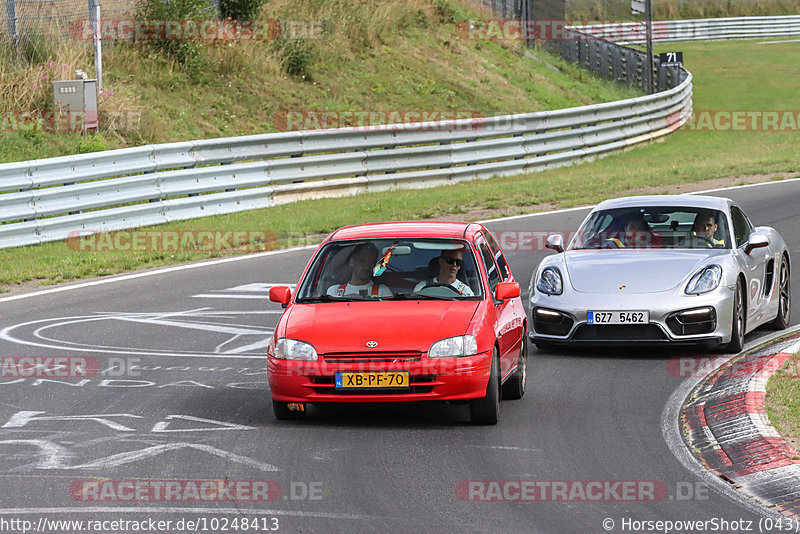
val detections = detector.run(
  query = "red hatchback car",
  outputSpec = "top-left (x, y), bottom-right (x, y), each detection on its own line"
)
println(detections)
top-left (267, 221), bottom-right (527, 425)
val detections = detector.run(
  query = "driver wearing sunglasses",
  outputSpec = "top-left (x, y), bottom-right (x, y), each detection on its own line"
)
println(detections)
top-left (413, 249), bottom-right (475, 296)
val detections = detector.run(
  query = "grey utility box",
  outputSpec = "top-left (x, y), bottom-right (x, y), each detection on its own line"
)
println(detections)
top-left (52, 79), bottom-right (99, 132)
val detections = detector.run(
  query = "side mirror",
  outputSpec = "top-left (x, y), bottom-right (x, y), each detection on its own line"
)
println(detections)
top-left (269, 286), bottom-right (292, 308)
top-left (745, 233), bottom-right (769, 255)
top-left (495, 281), bottom-right (521, 301)
top-left (545, 234), bottom-right (564, 253)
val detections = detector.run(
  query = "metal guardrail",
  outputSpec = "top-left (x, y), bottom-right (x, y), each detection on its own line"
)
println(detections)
top-left (575, 15), bottom-right (800, 45)
top-left (16, 12), bottom-right (798, 249)
top-left (0, 75), bottom-right (692, 248)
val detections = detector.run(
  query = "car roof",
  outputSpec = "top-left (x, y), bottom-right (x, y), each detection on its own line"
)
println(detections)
top-left (592, 195), bottom-right (732, 212)
top-left (328, 221), bottom-right (483, 241)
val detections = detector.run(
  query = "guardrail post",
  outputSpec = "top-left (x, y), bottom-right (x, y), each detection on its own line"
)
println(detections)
top-left (5, 0), bottom-right (18, 52)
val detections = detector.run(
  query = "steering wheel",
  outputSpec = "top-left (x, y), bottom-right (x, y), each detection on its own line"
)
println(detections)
top-left (421, 282), bottom-right (462, 295)
top-left (689, 233), bottom-right (716, 247)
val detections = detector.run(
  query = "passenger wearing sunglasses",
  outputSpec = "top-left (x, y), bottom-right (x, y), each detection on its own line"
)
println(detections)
top-left (413, 249), bottom-right (475, 296)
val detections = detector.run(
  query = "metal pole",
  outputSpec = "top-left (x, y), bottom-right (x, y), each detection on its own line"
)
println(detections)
top-left (5, 0), bottom-right (18, 52)
top-left (89, 0), bottom-right (102, 91)
top-left (645, 0), bottom-right (654, 93)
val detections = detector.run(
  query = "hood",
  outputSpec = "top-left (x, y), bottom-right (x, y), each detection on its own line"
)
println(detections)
top-left (564, 250), bottom-right (726, 294)
top-left (284, 300), bottom-right (480, 354)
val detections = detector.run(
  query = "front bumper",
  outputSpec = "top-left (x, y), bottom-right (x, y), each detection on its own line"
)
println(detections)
top-left (267, 350), bottom-right (493, 403)
top-left (529, 286), bottom-right (734, 346)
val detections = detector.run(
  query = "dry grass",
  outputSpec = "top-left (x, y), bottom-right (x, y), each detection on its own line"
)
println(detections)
top-left (0, 38), bottom-right (89, 111)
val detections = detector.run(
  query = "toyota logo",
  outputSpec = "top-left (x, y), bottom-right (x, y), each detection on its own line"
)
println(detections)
top-left (366, 341), bottom-right (378, 348)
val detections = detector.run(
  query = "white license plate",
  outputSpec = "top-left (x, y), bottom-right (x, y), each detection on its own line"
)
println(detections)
top-left (587, 311), bottom-right (649, 325)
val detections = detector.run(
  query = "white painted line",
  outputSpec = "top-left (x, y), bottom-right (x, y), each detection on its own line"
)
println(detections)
top-left (70, 443), bottom-right (279, 472)
top-left (690, 176), bottom-right (800, 196)
top-left (465, 445), bottom-right (540, 452)
top-left (0, 313), bottom-right (273, 360)
top-left (476, 204), bottom-right (592, 224)
top-left (1, 176), bottom-right (798, 306)
top-left (192, 294), bottom-right (278, 299)
top-left (0, 244), bottom-right (317, 305)
top-left (0, 507), bottom-right (375, 520)
top-left (107, 315), bottom-right (266, 335)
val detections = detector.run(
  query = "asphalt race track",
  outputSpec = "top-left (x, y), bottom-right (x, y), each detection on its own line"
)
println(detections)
top-left (0, 181), bottom-right (799, 533)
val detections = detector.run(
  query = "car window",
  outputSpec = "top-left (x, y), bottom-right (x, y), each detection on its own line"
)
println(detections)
top-left (570, 206), bottom-right (732, 249)
top-left (730, 206), bottom-right (752, 247)
top-left (295, 238), bottom-right (483, 301)
top-left (477, 240), bottom-right (501, 293)
top-left (483, 231), bottom-right (510, 280)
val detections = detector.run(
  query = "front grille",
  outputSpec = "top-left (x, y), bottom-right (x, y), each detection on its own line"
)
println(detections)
top-left (666, 308), bottom-right (716, 336)
top-left (322, 352), bottom-right (422, 363)
top-left (571, 324), bottom-right (668, 342)
top-left (533, 308), bottom-right (574, 336)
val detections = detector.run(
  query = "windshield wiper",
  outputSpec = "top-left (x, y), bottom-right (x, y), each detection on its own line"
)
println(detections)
top-left (297, 295), bottom-right (356, 303)
top-left (299, 294), bottom-right (394, 303)
top-left (393, 292), bottom-right (457, 301)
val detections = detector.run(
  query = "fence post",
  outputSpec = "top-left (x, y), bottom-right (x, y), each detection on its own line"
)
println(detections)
top-left (5, 0), bottom-right (18, 51)
top-left (88, 0), bottom-right (102, 91)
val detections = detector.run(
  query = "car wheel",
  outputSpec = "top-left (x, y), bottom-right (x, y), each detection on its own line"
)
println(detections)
top-left (470, 349), bottom-right (500, 425)
top-left (722, 281), bottom-right (745, 353)
top-left (502, 332), bottom-right (527, 400)
top-left (769, 260), bottom-right (791, 330)
top-left (272, 400), bottom-right (306, 421)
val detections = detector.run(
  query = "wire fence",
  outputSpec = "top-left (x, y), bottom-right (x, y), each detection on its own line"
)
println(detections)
top-left (478, 0), bottom-right (685, 92)
top-left (2, 0), bottom-right (134, 46)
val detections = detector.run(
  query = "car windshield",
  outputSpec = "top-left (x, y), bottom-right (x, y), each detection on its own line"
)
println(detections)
top-left (295, 238), bottom-right (483, 301)
top-left (569, 206), bottom-right (732, 250)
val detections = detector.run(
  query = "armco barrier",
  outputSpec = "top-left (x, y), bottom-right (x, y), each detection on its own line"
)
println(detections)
top-left (575, 15), bottom-right (800, 45)
top-left (2, 15), bottom-right (797, 250)
top-left (0, 73), bottom-right (692, 249)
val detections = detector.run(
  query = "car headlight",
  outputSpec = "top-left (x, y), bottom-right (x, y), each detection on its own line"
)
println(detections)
top-left (275, 338), bottom-right (318, 360)
top-left (536, 267), bottom-right (563, 295)
top-left (428, 335), bottom-right (478, 358)
top-left (685, 265), bottom-right (722, 295)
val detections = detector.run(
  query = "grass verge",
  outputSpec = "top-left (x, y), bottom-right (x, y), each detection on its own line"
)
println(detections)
top-left (0, 0), bottom-right (640, 163)
top-left (0, 38), bottom-right (798, 291)
top-left (766, 349), bottom-right (800, 458)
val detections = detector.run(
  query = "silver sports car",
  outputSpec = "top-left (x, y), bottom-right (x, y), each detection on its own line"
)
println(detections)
top-left (529, 195), bottom-right (791, 351)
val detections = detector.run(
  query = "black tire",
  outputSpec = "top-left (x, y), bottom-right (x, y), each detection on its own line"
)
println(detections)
top-left (502, 332), bottom-right (527, 400)
top-left (272, 400), bottom-right (306, 421)
top-left (470, 350), bottom-right (500, 425)
top-left (721, 281), bottom-right (745, 353)
top-left (769, 260), bottom-right (791, 330)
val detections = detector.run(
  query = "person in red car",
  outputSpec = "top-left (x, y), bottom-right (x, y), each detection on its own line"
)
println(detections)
top-left (414, 248), bottom-right (475, 296)
top-left (326, 242), bottom-right (393, 298)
